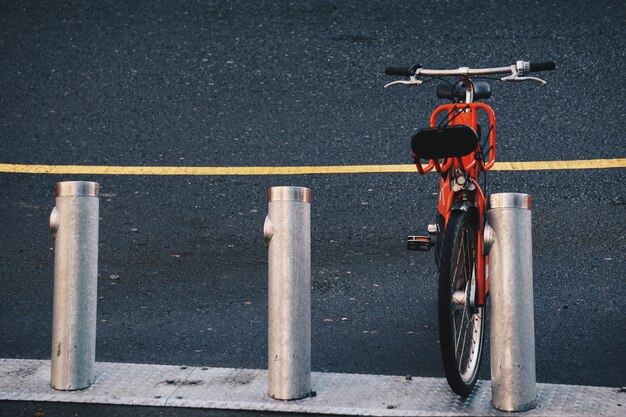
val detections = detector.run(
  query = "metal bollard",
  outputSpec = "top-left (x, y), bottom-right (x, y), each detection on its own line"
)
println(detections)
top-left (264, 186), bottom-right (312, 400)
top-left (49, 181), bottom-right (99, 390)
top-left (485, 193), bottom-right (536, 411)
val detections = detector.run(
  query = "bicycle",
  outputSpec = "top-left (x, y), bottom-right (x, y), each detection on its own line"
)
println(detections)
top-left (384, 60), bottom-right (556, 397)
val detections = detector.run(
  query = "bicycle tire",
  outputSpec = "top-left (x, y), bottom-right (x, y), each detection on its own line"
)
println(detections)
top-left (437, 209), bottom-right (486, 397)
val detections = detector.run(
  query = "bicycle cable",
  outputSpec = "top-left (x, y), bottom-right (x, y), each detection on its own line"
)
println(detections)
top-left (437, 103), bottom-right (471, 129)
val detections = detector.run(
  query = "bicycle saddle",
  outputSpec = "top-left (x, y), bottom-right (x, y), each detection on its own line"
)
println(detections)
top-left (437, 81), bottom-right (492, 101)
top-left (411, 125), bottom-right (479, 159)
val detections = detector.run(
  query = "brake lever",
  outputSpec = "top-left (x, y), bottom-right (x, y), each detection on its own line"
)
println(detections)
top-left (501, 74), bottom-right (547, 85)
top-left (384, 76), bottom-right (423, 89)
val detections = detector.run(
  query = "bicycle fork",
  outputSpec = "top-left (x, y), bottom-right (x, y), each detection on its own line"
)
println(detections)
top-left (407, 175), bottom-right (489, 307)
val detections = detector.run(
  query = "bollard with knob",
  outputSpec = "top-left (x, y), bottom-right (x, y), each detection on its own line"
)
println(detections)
top-left (49, 181), bottom-right (100, 390)
top-left (264, 186), bottom-right (312, 401)
top-left (485, 193), bottom-right (537, 411)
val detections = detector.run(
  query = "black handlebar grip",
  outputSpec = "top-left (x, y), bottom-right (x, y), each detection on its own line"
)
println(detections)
top-left (385, 66), bottom-right (413, 76)
top-left (384, 64), bottom-right (422, 76)
top-left (529, 61), bottom-right (556, 72)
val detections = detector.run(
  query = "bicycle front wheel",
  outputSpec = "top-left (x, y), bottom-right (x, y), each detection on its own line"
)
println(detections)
top-left (437, 210), bottom-right (485, 397)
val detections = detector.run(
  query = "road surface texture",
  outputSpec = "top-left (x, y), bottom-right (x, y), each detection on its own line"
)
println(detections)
top-left (0, 0), bottom-right (624, 416)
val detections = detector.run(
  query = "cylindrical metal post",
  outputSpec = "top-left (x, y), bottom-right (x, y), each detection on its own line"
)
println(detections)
top-left (50, 181), bottom-right (99, 390)
top-left (264, 186), bottom-right (312, 400)
top-left (485, 193), bottom-right (536, 411)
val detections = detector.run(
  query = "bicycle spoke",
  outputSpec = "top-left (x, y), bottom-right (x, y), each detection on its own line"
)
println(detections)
top-left (453, 228), bottom-right (467, 351)
top-left (454, 226), bottom-right (477, 375)
top-left (461, 228), bottom-right (469, 288)
top-left (457, 308), bottom-right (469, 372)
top-left (452, 231), bottom-right (464, 291)
top-left (454, 309), bottom-right (465, 354)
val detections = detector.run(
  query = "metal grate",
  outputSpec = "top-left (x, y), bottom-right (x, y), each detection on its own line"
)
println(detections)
top-left (1, 359), bottom-right (622, 416)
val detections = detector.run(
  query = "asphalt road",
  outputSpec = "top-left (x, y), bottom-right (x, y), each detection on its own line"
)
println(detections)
top-left (1, 1), bottom-right (625, 416)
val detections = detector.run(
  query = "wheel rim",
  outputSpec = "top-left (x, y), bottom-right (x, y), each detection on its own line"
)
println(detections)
top-left (450, 225), bottom-right (483, 384)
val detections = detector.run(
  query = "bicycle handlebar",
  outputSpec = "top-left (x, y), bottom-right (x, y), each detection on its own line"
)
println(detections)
top-left (384, 60), bottom-right (556, 84)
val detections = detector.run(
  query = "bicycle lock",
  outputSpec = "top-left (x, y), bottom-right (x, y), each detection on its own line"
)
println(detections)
top-left (49, 181), bottom-right (100, 390)
top-left (264, 186), bottom-right (312, 400)
top-left (484, 193), bottom-right (537, 411)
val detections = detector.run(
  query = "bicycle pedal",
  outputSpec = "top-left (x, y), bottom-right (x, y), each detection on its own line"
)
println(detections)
top-left (407, 235), bottom-right (433, 251)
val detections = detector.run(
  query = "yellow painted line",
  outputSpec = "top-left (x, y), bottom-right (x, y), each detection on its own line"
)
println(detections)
top-left (0, 163), bottom-right (412, 175)
top-left (0, 158), bottom-right (624, 176)
top-left (492, 158), bottom-right (626, 171)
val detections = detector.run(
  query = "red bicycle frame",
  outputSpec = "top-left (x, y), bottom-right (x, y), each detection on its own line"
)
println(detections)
top-left (413, 103), bottom-right (497, 307)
